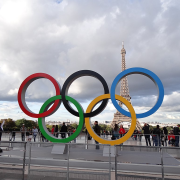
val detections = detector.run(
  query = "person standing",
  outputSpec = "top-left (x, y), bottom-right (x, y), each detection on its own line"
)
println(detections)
top-left (10, 129), bottom-right (16, 141)
top-left (55, 125), bottom-right (59, 138)
top-left (94, 121), bottom-right (101, 149)
top-left (0, 123), bottom-right (3, 141)
top-left (113, 124), bottom-right (119, 140)
top-left (162, 127), bottom-right (168, 146)
top-left (138, 130), bottom-right (143, 142)
top-left (32, 126), bottom-right (38, 142)
top-left (20, 124), bottom-right (27, 141)
top-left (168, 131), bottom-right (175, 146)
top-left (119, 125), bottom-right (126, 138)
top-left (103, 130), bottom-right (106, 138)
top-left (68, 128), bottom-right (72, 137)
top-left (134, 129), bottom-right (138, 140)
top-left (51, 125), bottom-right (55, 136)
top-left (153, 125), bottom-right (161, 146)
top-left (26, 129), bottom-right (29, 141)
top-left (72, 128), bottom-right (76, 143)
top-left (0, 125), bottom-right (2, 141)
top-left (173, 124), bottom-right (180, 147)
top-left (0, 120), bottom-right (5, 141)
top-left (41, 132), bottom-right (45, 142)
top-left (28, 129), bottom-right (32, 142)
top-left (60, 122), bottom-right (67, 139)
top-left (142, 123), bottom-right (151, 146)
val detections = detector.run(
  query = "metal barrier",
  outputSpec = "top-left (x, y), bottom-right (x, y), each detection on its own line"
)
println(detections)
top-left (26, 143), bottom-right (180, 180)
top-left (27, 142), bottom-right (110, 180)
top-left (0, 141), bottom-right (26, 180)
top-left (114, 145), bottom-right (180, 180)
top-left (1, 136), bottom-right (180, 180)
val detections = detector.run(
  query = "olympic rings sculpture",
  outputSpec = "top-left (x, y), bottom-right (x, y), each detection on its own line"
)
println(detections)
top-left (18, 67), bottom-right (164, 145)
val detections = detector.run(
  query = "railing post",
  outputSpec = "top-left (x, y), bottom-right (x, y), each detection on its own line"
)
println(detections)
top-left (67, 143), bottom-right (70, 180)
top-left (109, 145), bottom-right (111, 180)
top-left (22, 142), bottom-right (27, 180)
top-left (85, 133), bottom-right (86, 148)
top-left (115, 145), bottom-right (117, 180)
top-left (28, 142), bottom-right (32, 179)
top-left (85, 133), bottom-right (88, 149)
top-left (160, 147), bottom-right (164, 180)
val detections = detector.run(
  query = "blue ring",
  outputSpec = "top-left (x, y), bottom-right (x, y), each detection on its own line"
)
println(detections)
top-left (110, 67), bottom-right (164, 119)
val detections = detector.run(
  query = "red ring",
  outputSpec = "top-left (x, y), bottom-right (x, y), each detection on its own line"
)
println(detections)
top-left (18, 73), bottom-right (61, 118)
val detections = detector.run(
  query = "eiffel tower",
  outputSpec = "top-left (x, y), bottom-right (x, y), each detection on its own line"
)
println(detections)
top-left (111, 42), bottom-right (141, 130)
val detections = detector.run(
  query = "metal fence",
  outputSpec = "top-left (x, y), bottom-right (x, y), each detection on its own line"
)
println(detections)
top-left (0, 141), bottom-right (26, 180)
top-left (1, 140), bottom-right (180, 180)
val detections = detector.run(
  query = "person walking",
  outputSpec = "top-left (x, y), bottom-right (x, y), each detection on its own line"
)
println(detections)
top-left (60, 122), bottom-right (67, 139)
top-left (20, 124), bottom-right (27, 141)
top-left (173, 124), bottom-right (180, 147)
top-left (142, 123), bottom-right (151, 146)
top-left (94, 121), bottom-right (101, 149)
top-left (32, 126), bottom-right (38, 142)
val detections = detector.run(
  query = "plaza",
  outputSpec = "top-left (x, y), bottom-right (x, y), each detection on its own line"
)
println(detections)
top-left (1, 133), bottom-right (180, 180)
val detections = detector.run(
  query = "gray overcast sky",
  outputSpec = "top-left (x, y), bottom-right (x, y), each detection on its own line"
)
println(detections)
top-left (0, 0), bottom-right (180, 123)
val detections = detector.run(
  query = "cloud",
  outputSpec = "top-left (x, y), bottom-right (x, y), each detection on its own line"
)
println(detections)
top-left (8, 88), bottom-right (18, 96)
top-left (0, 0), bottom-right (179, 122)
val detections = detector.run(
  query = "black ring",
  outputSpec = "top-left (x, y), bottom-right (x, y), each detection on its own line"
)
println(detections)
top-left (61, 70), bottom-right (109, 117)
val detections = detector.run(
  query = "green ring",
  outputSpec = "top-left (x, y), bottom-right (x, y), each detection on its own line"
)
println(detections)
top-left (38, 95), bottom-right (84, 143)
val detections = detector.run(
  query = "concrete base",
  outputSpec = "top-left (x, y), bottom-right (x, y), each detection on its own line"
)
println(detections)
top-left (103, 146), bottom-right (116, 157)
top-left (51, 144), bottom-right (67, 154)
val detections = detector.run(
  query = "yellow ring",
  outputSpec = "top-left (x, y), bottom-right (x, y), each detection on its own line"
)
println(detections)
top-left (85, 94), bottom-right (136, 146)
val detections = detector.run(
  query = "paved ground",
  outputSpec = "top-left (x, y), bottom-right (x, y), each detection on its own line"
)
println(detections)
top-left (1, 135), bottom-right (180, 180)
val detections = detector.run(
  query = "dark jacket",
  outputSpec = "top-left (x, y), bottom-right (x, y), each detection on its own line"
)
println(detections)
top-left (55, 125), bottom-right (59, 133)
top-left (12, 131), bottom-right (16, 136)
top-left (163, 127), bottom-right (168, 135)
top-left (60, 125), bottom-right (67, 133)
top-left (173, 127), bottom-right (180, 135)
top-left (153, 128), bottom-right (161, 137)
top-left (142, 124), bottom-right (150, 134)
top-left (94, 124), bottom-right (101, 136)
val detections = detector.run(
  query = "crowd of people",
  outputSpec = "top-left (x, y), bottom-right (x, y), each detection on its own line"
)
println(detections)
top-left (142, 123), bottom-right (180, 147)
top-left (111, 123), bottom-right (180, 147)
top-left (10, 122), bottom-right (76, 143)
top-left (1, 120), bottom-right (180, 148)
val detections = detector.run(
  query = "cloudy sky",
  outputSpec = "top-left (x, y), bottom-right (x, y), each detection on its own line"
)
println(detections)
top-left (0, 0), bottom-right (180, 124)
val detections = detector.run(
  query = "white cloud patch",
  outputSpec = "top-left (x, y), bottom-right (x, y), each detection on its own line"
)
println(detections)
top-left (8, 88), bottom-right (18, 96)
